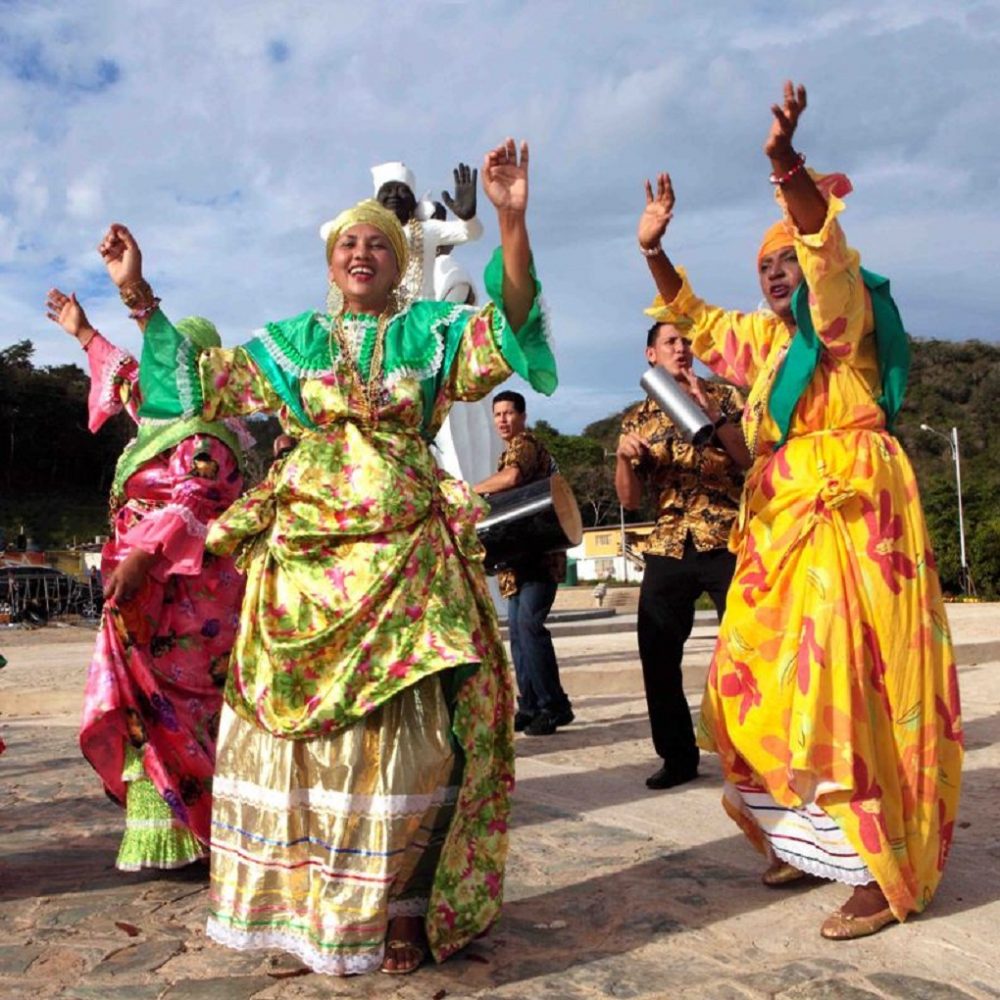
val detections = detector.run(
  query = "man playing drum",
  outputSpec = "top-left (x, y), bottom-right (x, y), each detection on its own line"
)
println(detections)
top-left (475, 391), bottom-right (574, 737)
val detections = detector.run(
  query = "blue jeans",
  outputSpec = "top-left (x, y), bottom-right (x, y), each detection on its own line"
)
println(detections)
top-left (508, 579), bottom-right (571, 716)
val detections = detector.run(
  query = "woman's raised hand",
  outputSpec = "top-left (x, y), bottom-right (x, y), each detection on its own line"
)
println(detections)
top-left (45, 288), bottom-right (93, 343)
top-left (638, 172), bottom-right (675, 250)
top-left (482, 139), bottom-right (528, 216)
top-left (765, 80), bottom-right (807, 162)
top-left (98, 223), bottom-right (143, 289)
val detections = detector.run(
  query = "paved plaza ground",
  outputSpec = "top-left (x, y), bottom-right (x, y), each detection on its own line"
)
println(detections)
top-left (1, 600), bottom-right (998, 999)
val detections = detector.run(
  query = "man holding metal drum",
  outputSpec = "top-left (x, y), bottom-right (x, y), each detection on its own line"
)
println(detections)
top-left (475, 390), bottom-right (574, 737)
top-left (616, 322), bottom-right (749, 788)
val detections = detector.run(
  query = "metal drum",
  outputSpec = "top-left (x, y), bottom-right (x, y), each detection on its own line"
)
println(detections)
top-left (477, 473), bottom-right (583, 571)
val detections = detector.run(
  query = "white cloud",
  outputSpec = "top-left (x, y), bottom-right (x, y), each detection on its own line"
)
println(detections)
top-left (0, 0), bottom-right (997, 434)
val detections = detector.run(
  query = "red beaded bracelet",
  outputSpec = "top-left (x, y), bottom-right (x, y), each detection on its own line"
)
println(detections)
top-left (769, 152), bottom-right (806, 186)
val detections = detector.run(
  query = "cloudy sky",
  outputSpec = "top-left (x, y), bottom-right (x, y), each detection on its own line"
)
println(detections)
top-left (2, 0), bottom-right (998, 432)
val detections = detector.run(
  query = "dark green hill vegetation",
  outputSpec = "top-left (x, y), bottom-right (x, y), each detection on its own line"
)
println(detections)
top-left (1, 336), bottom-right (998, 596)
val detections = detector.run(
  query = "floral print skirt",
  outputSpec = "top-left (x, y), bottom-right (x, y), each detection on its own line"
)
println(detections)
top-left (698, 428), bottom-right (963, 920)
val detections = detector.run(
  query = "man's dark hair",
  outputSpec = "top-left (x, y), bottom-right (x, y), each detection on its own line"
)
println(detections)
top-left (646, 321), bottom-right (664, 349)
top-left (493, 390), bottom-right (526, 414)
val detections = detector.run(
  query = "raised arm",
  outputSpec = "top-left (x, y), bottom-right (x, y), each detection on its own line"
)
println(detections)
top-left (765, 81), bottom-right (871, 361)
top-left (46, 287), bottom-right (140, 429)
top-left (482, 138), bottom-right (533, 332)
top-left (98, 223), bottom-right (158, 331)
top-left (764, 81), bottom-right (827, 237)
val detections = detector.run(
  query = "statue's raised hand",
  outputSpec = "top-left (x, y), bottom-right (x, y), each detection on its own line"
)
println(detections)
top-left (442, 162), bottom-right (478, 221)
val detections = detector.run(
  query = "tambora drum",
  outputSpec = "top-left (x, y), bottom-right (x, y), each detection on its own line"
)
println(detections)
top-left (477, 473), bottom-right (583, 571)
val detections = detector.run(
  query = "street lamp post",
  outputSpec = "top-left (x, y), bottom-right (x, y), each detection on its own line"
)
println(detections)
top-left (920, 422), bottom-right (970, 595)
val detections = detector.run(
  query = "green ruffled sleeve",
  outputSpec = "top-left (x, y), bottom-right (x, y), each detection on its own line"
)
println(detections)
top-left (138, 309), bottom-right (203, 419)
top-left (482, 246), bottom-right (557, 396)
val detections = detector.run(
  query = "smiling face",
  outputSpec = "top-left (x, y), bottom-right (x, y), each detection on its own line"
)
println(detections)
top-left (327, 223), bottom-right (400, 314)
top-left (645, 323), bottom-right (693, 377)
top-left (492, 399), bottom-right (526, 443)
top-left (758, 245), bottom-right (804, 323)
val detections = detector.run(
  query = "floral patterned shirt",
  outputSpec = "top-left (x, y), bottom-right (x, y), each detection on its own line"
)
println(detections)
top-left (621, 381), bottom-right (745, 558)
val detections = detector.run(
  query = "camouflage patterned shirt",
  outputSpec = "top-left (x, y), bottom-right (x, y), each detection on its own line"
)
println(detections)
top-left (620, 382), bottom-right (745, 558)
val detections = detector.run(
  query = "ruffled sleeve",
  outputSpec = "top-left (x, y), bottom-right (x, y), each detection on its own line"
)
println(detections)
top-left (408, 247), bottom-right (557, 440)
top-left (645, 269), bottom-right (779, 390)
top-left (776, 189), bottom-right (873, 364)
top-left (84, 333), bottom-right (140, 431)
top-left (138, 308), bottom-right (282, 421)
top-left (120, 433), bottom-right (243, 578)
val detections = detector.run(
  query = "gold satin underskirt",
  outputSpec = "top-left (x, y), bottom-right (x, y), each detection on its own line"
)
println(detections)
top-left (206, 675), bottom-right (459, 976)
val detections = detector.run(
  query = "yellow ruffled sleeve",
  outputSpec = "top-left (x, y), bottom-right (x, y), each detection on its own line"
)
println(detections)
top-left (646, 268), bottom-right (779, 390)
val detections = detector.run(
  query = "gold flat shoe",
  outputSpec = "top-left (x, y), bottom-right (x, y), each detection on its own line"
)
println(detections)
top-left (820, 906), bottom-right (896, 940)
top-left (762, 861), bottom-right (808, 887)
top-left (380, 939), bottom-right (427, 975)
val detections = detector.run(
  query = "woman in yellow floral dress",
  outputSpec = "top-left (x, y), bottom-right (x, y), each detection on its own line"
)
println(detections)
top-left (636, 83), bottom-right (962, 939)
top-left (97, 138), bottom-right (555, 975)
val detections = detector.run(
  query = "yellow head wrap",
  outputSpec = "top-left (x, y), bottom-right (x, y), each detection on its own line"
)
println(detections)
top-left (319, 198), bottom-right (409, 277)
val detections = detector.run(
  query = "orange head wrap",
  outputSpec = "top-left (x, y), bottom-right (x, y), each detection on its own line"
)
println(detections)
top-left (757, 220), bottom-right (795, 267)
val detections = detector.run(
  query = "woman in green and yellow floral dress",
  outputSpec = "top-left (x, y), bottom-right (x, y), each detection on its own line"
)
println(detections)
top-left (97, 137), bottom-right (555, 976)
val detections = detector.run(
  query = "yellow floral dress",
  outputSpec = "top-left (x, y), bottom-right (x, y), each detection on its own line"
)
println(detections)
top-left (139, 249), bottom-right (557, 973)
top-left (648, 193), bottom-right (962, 921)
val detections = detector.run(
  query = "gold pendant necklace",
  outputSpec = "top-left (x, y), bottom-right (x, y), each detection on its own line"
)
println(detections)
top-left (331, 311), bottom-right (389, 427)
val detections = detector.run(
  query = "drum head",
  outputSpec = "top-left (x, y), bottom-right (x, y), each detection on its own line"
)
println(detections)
top-left (549, 473), bottom-right (583, 546)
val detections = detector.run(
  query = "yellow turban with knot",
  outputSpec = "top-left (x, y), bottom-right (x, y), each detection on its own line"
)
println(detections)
top-left (319, 198), bottom-right (409, 277)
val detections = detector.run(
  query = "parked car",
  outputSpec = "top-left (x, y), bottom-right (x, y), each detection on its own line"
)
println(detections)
top-left (0, 564), bottom-right (103, 622)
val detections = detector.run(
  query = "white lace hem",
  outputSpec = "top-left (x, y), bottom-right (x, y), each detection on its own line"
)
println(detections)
top-left (211, 774), bottom-right (458, 817)
top-left (206, 918), bottom-right (383, 977)
top-left (769, 844), bottom-right (874, 887)
top-left (116, 852), bottom-right (206, 873)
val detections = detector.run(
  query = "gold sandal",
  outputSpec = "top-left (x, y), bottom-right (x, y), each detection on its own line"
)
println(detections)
top-left (820, 905), bottom-right (896, 940)
top-left (761, 861), bottom-right (808, 887)
top-left (380, 938), bottom-right (427, 975)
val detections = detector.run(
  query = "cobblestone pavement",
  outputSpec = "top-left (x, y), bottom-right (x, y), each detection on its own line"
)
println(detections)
top-left (1, 606), bottom-right (998, 999)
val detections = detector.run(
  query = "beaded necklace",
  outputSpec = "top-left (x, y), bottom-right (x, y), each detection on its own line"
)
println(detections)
top-left (330, 311), bottom-right (389, 427)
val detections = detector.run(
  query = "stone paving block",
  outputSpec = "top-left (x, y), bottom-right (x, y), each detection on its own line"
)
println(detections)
top-left (735, 959), bottom-right (857, 995)
top-left (779, 980), bottom-right (883, 999)
top-left (89, 938), bottom-right (185, 978)
top-left (64, 984), bottom-right (165, 1000)
top-left (867, 972), bottom-right (977, 999)
top-left (161, 974), bottom-right (276, 999)
top-left (0, 943), bottom-right (44, 976)
top-left (23, 945), bottom-right (108, 982)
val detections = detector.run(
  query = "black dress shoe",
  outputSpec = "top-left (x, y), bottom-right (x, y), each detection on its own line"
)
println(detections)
top-left (553, 707), bottom-right (575, 728)
top-left (645, 760), bottom-right (699, 790)
top-left (524, 710), bottom-right (558, 736)
top-left (514, 711), bottom-right (535, 733)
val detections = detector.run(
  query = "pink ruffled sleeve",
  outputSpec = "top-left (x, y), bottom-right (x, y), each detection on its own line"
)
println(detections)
top-left (85, 333), bottom-right (140, 432)
top-left (121, 434), bottom-right (243, 578)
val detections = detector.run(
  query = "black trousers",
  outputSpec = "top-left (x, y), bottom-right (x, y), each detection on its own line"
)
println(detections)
top-left (638, 540), bottom-right (736, 765)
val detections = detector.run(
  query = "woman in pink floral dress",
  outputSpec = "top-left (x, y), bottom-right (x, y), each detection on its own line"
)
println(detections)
top-left (45, 289), bottom-right (246, 871)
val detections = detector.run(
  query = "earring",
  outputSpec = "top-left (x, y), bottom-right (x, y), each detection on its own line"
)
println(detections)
top-left (325, 281), bottom-right (344, 315)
